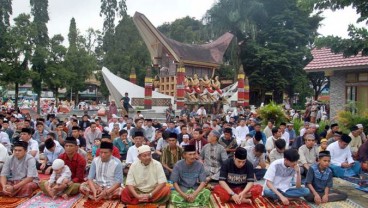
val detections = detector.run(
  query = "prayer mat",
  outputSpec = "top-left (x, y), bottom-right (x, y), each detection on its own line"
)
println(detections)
top-left (121, 204), bottom-right (167, 208)
top-left (308, 199), bottom-right (365, 208)
top-left (72, 197), bottom-right (120, 208)
top-left (210, 192), bottom-right (310, 208)
top-left (333, 177), bottom-right (356, 188)
top-left (17, 192), bottom-right (82, 208)
top-left (0, 196), bottom-right (30, 208)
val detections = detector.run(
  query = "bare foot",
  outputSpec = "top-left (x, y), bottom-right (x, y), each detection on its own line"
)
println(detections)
top-left (61, 194), bottom-right (69, 200)
top-left (241, 198), bottom-right (252, 204)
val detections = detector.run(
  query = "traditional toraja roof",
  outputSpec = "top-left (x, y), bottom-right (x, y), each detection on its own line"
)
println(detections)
top-left (305, 47), bottom-right (368, 72)
top-left (133, 12), bottom-right (234, 68)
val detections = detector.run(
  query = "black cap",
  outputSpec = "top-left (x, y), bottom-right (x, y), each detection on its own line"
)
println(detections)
top-left (72, 126), bottom-right (80, 131)
top-left (169, 132), bottom-right (178, 139)
top-left (235, 147), bottom-right (247, 160)
top-left (101, 134), bottom-right (111, 139)
top-left (341, 134), bottom-right (352, 144)
top-left (100, 141), bottom-right (113, 150)
top-left (134, 131), bottom-right (144, 137)
top-left (183, 145), bottom-right (196, 152)
top-left (319, 151), bottom-right (331, 158)
top-left (224, 128), bottom-right (232, 134)
top-left (45, 138), bottom-right (55, 149)
top-left (21, 128), bottom-right (32, 134)
top-left (350, 126), bottom-right (359, 132)
top-left (65, 137), bottom-right (78, 145)
top-left (14, 141), bottom-right (28, 150)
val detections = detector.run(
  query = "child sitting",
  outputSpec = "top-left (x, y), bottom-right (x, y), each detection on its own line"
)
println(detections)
top-left (318, 138), bottom-right (328, 152)
top-left (305, 151), bottom-right (348, 204)
top-left (40, 159), bottom-right (77, 199)
top-left (92, 138), bottom-right (101, 158)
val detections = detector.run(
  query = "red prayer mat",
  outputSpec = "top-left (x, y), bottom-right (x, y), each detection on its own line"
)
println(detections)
top-left (0, 196), bottom-right (29, 208)
top-left (72, 197), bottom-right (120, 208)
top-left (210, 193), bottom-right (311, 208)
top-left (38, 173), bottom-right (51, 181)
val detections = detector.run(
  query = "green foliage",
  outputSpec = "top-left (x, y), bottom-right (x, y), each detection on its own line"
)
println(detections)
top-left (258, 101), bottom-right (288, 126)
top-left (300, 0), bottom-right (368, 56)
top-left (317, 119), bottom-right (330, 135)
top-left (0, 0), bottom-right (12, 58)
top-left (205, 0), bottom-right (322, 104)
top-left (292, 118), bottom-right (303, 136)
top-left (100, 16), bottom-right (150, 87)
top-left (336, 101), bottom-right (368, 134)
top-left (158, 16), bottom-right (209, 44)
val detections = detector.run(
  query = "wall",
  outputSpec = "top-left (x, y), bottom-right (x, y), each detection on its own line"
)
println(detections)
top-left (329, 70), bottom-right (346, 120)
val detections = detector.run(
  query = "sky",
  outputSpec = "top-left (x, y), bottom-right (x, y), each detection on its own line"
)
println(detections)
top-left (11, 0), bottom-right (366, 47)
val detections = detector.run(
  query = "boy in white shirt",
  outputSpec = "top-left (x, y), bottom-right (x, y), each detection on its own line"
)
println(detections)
top-left (263, 149), bottom-right (310, 205)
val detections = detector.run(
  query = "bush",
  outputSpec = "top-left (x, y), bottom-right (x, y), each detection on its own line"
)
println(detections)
top-left (292, 118), bottom-right (303, 137)
top-left (336, 110), bottom-right (368, 134)
top-left (317, 120), bottom-right (330, 135)
top-left (258, 101), bottom-right (288, 126)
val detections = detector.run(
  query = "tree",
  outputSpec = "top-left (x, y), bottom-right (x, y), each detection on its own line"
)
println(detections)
top-left (0, 0), bottom-right (12, 58)
top-left (45, 34), bottom-right (68, 106)
top-left (307, 71), bottom-right (328, 100)
top-left (64, 18), bottom-right (98, 104)
top-left (100, 0), bottom-right (127, 52)
top-left (30, 0), bottom-right (49, 113)
top-left (158, 16), bottom-right (209, 44)
top-left (1, 14), bottom-right (34, 109)
top-left (205, 0), bottom-right (322, 105)
top-left (300, 0), bottom-right (368, 56)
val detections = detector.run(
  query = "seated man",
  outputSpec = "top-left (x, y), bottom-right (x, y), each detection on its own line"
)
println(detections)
top-left (213, 147), bottom-right (259, 205)
top-left (37, 138), bottom-right (65, 174)
top-left (113, 129), bottom-right (132, 160)
top-left (298, 134), bottom-right (319, 175)
top-left (58, 137), bottom-right (87, 184)
top-left (0, 143), bottom-right (8, 173)
top-left (121, 145), bottom-right (170, 205)
top-left (170, 145), bottom-right (211, 207)
top-left (305, 151), bottom-right (348, 204)
top-left (245, 144), bottom-right (267, 180)
top-left (269, 139), bottom-right (286, 163)
top-left (161, 133), bottom-right (183, 179)
top-left (218, 128), bottom-right (238, 158)
top-left (327, 134), bottom-right (361, 177)
top-left (0, 141), bottom-right (39, 197)
top-left (200, 130), bottom-right (228, 182)
top-left (263, 149), bottom-right (310, 205)
top-left (80, 142), bottom-right (123, 200)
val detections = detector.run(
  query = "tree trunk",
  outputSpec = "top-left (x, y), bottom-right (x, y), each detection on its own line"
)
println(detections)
top-left (14, 83), bottom-right (19, 110)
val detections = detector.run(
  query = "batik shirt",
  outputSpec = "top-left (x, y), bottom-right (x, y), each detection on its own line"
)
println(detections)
top-left (200, 143), bottom-right (227, 180)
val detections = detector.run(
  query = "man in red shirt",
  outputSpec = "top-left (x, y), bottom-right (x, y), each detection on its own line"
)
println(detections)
top-left (59, 137), bottom-right (87, 184)
top-left (96, 134), bottom-right (121, 159)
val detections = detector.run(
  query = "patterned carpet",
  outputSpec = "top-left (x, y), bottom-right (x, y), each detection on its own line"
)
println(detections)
top-left (72, 197), bottom-right (121, 208)
top-left (17, 192), bottom-right (82, 208)
top-left (0, 196), bottom-right (30, 208)
top-left (210, 192), bottom-right (310, 208)
top-left (308, 199), bottom-right (365, 208)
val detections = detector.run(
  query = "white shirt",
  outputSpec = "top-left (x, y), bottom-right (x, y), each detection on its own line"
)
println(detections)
top-left (44, 141), bottom-right (65, 165)
top-left (300, 128), bottom-right (307, 137)
top-left (0, 143), bottom-right (9, 164)
top-left (235, 125), bottom-right (249, 145)
top-left (196, 108), bottom-right (207, 116)
top-left (126, 145), bottom-right (139, 164)
top-left (263, 158), bottom-right (298, 192)
top-left (327, 141), bottom-right (354, 166)
top-left (27, 138), bottom-right (40, 160)
top-left (282, 131), bottom-right (290, 149)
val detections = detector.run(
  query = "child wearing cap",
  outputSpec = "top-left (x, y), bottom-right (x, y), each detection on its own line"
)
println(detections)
top-left (305, 151), bottom-right (347, 204)
top-left (318, 138), bottom-right (328, 152)
top-left (40, 159), bottom-right (77, 199)
top-left (180, 134), bottom-right (190, 147)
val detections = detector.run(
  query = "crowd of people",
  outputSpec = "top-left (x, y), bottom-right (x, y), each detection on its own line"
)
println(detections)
top-left (0, 103), bottom-right (366, 207)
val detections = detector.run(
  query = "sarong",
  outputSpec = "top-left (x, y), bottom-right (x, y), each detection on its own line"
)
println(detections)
top-left (213, 184), bottom-right (262, 203)
top-left (171, 189), bottom-right (211, 207)
top-left (79, 181), bottom-right (121, 200)
top-left (121, 186), bottom-right (170, 205)
top-left (0, 180), bottom-right (38, 197)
